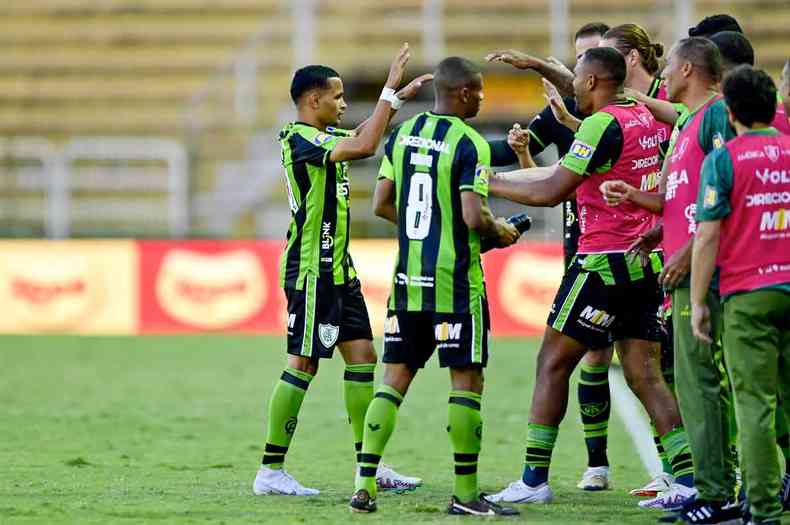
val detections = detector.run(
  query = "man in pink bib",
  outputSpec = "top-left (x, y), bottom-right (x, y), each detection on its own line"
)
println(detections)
top-left (692, 65), bottom-right (790, 525)
top-left (483, 47), bottom-right (692, 509)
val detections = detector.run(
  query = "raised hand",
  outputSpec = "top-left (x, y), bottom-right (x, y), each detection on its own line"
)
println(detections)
top-left (396, 73), bottom-right (434, 101)
top-left (485, 49), bottom-right (539, 70)
top-left (599, 180), bottom-right (635, 206)
top-left (543, 79), bottom-right (579, 130)
top-left (507, 123), bottom-right (530, 155)
top-left (385, 43), bottom-right (411, 90)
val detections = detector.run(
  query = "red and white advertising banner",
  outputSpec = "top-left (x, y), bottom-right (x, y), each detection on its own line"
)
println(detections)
top-left (0, 240), bottom-right (563, 336)
top-left (0, 240), bottom-right (138, 334)
top-left (137, 241), bottom-right (285, 333)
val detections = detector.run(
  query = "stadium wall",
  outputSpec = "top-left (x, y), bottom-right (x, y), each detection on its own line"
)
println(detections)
top-left (0, 240), bottom-right (562, 336)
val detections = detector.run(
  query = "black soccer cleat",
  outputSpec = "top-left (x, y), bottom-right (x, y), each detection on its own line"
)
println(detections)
top-left (447, 494), bottom-right (520, 516)
top-left (349, 489), bottom-right (377, 513)
top-left (673, 499), bottom-right (742, 524)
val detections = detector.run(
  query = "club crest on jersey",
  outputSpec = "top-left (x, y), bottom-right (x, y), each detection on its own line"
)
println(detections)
top-left (569, 140), bottom-right (593, 160)
top-left (765, 145), bottom-right (780, 163)
top-left (318, 324), bottom-right (339, 348)
top-left (312, 133), bottom-right (333, 146)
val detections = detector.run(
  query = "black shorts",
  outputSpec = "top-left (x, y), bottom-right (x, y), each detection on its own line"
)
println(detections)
top-left (382, 297), bottom-right (490, 370)
top-left (547, 264), bottom-right (663, 349)
top-left (284, 276), bottom-right (373, 360)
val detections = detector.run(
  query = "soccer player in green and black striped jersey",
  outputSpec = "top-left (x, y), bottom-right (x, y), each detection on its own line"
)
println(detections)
top-left (348, 57), bottom-right (520, 517)
top-left (253, 43), bottom-right (432, 497)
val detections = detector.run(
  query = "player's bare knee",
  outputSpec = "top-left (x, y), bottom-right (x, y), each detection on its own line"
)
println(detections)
top-left (338, 338), bottom-right (377, 364)
top-left (287, 355), bottom-right (319, 376)
top-left (382, 363), bottom-right (415, 396)
top-left (450, 365), bottom-right (483, 394)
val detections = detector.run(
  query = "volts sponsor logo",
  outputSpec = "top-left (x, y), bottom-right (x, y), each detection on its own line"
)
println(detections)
top-left (755, 168), bottom-right (790, 185)
top-left (399, 135), bottom-right (450, 154)
top-left (569, 140), bottom-right (593, 160)
top-left (760, 209), bottom-right (790, 232)
top-left (435, 322), bottom-right (463, 341)
top-left (638, 131), bottom-right (666, 151)
top-left (579, 306), bottom-right (616, 328)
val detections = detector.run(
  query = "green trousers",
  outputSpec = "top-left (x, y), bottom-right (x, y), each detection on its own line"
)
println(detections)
top-left (723, 289), bottom-right (790, 522)
top-left (673, 287), bottom-right (737, 501)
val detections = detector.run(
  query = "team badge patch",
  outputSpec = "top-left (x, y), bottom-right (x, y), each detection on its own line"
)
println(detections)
top-left (712, 132), bottom-right (724, 149)
top-left (569, 140), bottom-right (593, 160)
top-left (703, 185), bottom-right (718, 209)
top-left (312, 133), bottom-right (333, 146)
top-left (765, 145), bottom-right (780, 162)
top-left (318, 323), bottom-right (340, 348)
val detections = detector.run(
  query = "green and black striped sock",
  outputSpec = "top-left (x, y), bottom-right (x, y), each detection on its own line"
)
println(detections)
top-left (578, 363), bottom-right (610, 468)
top-left (522, 423), bottom-right (558, 487)
top-left (354, 384), bottom-right (403, 498)
top-left (262, 367), bottom-right (313, 469)
top-left (448, 390), bottom-right (483, 502)
top-left (344, 363), bottom-right (375, 449)
top-left (660, 426), bottom-right (694, 487)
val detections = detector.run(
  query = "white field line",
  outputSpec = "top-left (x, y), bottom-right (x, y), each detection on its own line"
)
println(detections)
top-left (609, 366), bottom-right (663, 477)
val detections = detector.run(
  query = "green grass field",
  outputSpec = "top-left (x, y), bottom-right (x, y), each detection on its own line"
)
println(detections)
top-left (1, 335), bottom-right (787, 524)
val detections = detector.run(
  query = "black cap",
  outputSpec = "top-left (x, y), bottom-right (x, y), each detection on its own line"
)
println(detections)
top-left (688, 14), bottom-right (743, 37)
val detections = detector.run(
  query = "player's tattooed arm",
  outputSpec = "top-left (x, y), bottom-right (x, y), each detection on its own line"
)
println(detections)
top-left (690, 220), bottom-right (721, 343)
top-left (372, 178), bottom-right (397, 224)
top-left (489, 164), bottom-right (581, 207)
top-left (460, 193), bottom-right (518, 247)
top-left (485, 49), bottom-right (574, 98)
top-left (625, 88), bottom-right (680, 125)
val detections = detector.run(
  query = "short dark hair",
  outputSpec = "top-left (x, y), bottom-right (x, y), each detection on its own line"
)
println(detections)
top-left (582, 47), bottom-right (627, 88)
top-left (709, 31), bottom-right (754, 69)
top-left (673, 37), bottom-right (723, 83)
top-left (575, 22), bottom-right (610, 41)
top-left (688, 14), bottom-right (743, 37)
top-left (434, 56), bottom-right (481, 92)
top-left (289, 65), bottom-right (340, 103)
top-left (722, 65), bottom-right (777, 127)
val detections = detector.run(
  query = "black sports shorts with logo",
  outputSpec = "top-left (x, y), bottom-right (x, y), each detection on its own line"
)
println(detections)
top-left (547, 255), bottom-right (663, 349)
top-left (284, 276), bottom-right (373, 360)
top-left (382, 297), bottom-right (490, 370)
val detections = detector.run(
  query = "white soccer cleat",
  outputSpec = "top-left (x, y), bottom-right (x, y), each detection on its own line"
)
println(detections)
top-left (484, 480), bottom-right (554, 504)
top-left (252, 466), bottom-right (320, 496)
top-left (376, 463), bottom-right (423, 492)
top-left (629, 472), bottom-right (673, 497)
top-left (637, 483), bottom-right (697, 511)
top-left (576, 466), bottom-right (611, 491)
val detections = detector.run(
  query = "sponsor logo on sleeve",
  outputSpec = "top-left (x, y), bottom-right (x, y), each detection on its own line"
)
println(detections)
top-left (569, 140), bottom-right (593, 160)
top-left (703, 185), bottom-right (718, 209)
top-left (712, 132), bottom-right (724, 149)
top-left (312, 133), bottom-right (333, 146)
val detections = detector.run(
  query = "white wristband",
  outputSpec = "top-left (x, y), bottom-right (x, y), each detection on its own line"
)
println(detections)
top-left (380, 87), bottom-right (403, 110)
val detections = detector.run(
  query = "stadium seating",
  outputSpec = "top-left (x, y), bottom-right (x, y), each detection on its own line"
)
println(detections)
top-left (0, 0), bottom-right (786, 237)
